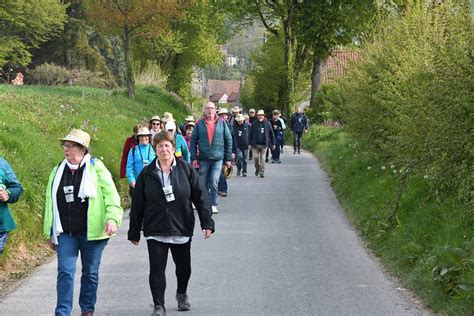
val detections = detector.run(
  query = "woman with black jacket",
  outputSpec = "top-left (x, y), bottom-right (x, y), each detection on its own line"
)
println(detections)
top-left (128, 131), bottom-right (215, 316)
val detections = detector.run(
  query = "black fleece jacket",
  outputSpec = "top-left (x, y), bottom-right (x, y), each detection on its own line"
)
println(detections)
top-left (128, 158), bottom-right (214, 241)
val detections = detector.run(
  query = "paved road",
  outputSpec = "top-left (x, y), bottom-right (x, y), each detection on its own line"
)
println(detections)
top-left (0, 148), bottom-right (422, 315)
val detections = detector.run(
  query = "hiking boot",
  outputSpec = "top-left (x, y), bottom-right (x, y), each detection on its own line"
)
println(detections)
top-left (212, 206), bottom-right (219, 214)
top-left (176, 293), bottom-right (191, 311)
top-left (271, 159), bottom-right (275, 163)
top-left (293, 150), bottom-right (297, 154)
top-left (220, 192), bottom-right (227, 197)
top-left (265, 158), bottom-right (269, 163)
top-left (260, 173), bottom-right (264, 178)
top-left (151, 305), bottom-right (166, 316)
top-left (298, 151), bottom-right (301, 154)
top-left (242, 172), bottom-right (247, 177)
top-left (218, 191), bottom-right (223, 196)
top-left (237, 170), bottom-right (241, 176)
top-left (277, 160), bottom-right (282, 164)
top-left (255, 169), bottom-right (259, 176)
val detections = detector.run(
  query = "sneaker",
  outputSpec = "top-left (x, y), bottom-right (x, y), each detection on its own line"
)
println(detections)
top-left (176, 293), bottom-right (191, 311)
top-left (151, 305), bottom-right (166, 316)
top-left (277, 160), bottom-right (282, 164)
top-left (255, 170), bottom-right (259, 176)
top-left (260, 174), bottom-right (264, 178)
top-left (242, 172), bottom-right (247, 177)
top-left (212, 206), bottom-right (219, 214)
top-left (220, 192), bottom-right (227, 197)
top-left (271, 159), bottom-right (275, 163)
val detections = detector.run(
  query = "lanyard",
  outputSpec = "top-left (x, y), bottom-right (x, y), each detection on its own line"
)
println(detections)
top-left (137, 145), bottom-right (152, 164)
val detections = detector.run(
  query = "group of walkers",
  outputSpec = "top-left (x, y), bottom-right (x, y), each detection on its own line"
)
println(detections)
top-left (0, 101), bottom-right (308, 316)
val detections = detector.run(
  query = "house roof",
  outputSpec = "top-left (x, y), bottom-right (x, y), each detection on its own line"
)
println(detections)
top-left (227, 91), bottom-right (239, 102)
top-left (208, 79), bottom-right (241, 96)
top-left (322, 51), bottom-right (360, 83)
top-left (209, 92), bottom-right (226, 102)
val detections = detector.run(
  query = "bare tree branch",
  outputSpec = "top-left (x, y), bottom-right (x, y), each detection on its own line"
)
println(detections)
top-left (254, 0), bottom-right (279, 36)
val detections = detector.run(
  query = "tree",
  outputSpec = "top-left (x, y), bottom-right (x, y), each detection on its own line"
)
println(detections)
top-left (0, 0), bottom-right (67, 69)
top-left (294, 1), bottom-right (378, 108)
top-left (86, 0), bottom-right (184, 97)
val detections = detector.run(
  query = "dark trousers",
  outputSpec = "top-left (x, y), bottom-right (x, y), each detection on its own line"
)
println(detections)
top-left (293, 131), bottom-right (303, 152)
top-left (272, 132), bottom-right (283, 161)
top-left (147, 239), bottom-right (191, 307)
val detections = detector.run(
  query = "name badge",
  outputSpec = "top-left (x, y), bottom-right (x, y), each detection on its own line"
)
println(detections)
top-left (260, 128), bottom-right (264, 134)
top-left (238, 131), bottom-right (242, 136)
top-left (163, 185), bottom-right (175, 202)
top-left (298, 118), bottom-right (302, 123)
top-left (63, 185), bottom-right (74, 203)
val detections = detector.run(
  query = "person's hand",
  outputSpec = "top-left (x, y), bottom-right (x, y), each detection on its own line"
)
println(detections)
top-left (47, 239), bottom-right (56, 251)
top-left (272, 145), bottom-right (276, 150)
top-left (224, 161), bottom-right (232, 168)
top-left (203, 229), bottom-right (212, 239)
top-left (130, 240), bottom-right (139, 246)
top-left (232, 153), bottom-right (236, 160)
top-left (304, 129), bottom-right (308, 133)
top-left (0, 189), bottom-right (9, 202)
top-left (192, 160), bottom-right (199, 168)
top-left (130, 182), bottom-right (136, 188)
top-left (248, 145), bottom-right (252, 150)
top-left (104, 221), bottom-right (117, 236)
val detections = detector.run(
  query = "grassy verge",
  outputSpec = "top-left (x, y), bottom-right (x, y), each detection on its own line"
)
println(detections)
top-left (0, 84), bottom-right (189, 293)
top-left (305, 125), bottom-right (473, 315)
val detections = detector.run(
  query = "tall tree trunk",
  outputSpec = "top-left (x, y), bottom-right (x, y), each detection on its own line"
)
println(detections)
top-left (123, 25), bottom-right (135, 98)
top-left (283, 18), bottom-right (294, 119)
top-left (310, 56), bottom-right (322, 108)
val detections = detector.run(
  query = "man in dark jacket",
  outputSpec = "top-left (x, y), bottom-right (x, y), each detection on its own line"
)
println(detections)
top-left (249, 110), bottom-right (275, 178)
top-left (247, 108), bottom-right (257, 161)
top-left (190, 102), bottom-right (233, 214)
top-left (232, 114), bottom-right (250, 176)
top-left (290, 106), bottom-right (308, 154)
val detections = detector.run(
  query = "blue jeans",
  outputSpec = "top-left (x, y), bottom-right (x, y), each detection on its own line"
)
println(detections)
top-left (199, 159), bottom-right (222, 206)
top-left (0, 232), bottom-right (9, 254)
top-left (55, 234), bottom-right (108, 316)
top-left (218, 172), bottom-right (228, 193)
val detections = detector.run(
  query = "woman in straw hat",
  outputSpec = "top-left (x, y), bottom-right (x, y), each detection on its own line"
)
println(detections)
top-left (43, 129), bottom-right (123, 316)
top-left (128, 131), bottom-right (214, 316)
top-left (126, 127), bottom-right (156, 196)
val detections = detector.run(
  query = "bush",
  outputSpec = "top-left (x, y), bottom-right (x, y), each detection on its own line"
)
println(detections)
top-left (135, 60), bottom-right (168, 88)
top-left (336, 1), bottom-right (473, 208)
top-left (28, 63), bottom-right (69, 85)
top-left (27, 63), bottom-right (113, 88)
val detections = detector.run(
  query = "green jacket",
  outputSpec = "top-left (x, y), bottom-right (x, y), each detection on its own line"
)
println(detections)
top-left (43, 158), bottom-right (123, 241)
top-left (0, 158), bottom-right (23, 233)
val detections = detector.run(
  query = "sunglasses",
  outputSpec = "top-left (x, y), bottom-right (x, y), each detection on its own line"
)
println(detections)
top-left (152, 122), bottom-right (160, 126)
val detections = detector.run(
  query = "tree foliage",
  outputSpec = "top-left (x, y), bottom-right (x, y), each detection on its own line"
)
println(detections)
top-left (86, 0), bottom-right (185, 97)
top-left (0, 0), bottom-right (67, 68)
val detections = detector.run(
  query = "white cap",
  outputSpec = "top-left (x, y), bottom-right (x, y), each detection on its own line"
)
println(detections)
top-left (165, 121), bottom-right (176, 131)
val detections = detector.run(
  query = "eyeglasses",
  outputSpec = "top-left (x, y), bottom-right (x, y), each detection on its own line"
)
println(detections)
top-left (152, 122), bottom-right (160, 126)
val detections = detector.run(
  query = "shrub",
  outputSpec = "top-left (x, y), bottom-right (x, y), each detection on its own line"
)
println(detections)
top-left (27, 63), bottom-right (114, 88)
top-left (135, 60), bottom-right (168, 88)
top-left (28, 63), bottom-right (69, 85)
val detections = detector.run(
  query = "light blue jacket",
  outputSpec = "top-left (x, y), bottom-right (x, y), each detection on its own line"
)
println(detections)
top-left (175, 134), bottom-right (190, 164)
top-left (0, 158), bottom-right (23, 233)
top-left (126, 144), bottom-right (156, 184)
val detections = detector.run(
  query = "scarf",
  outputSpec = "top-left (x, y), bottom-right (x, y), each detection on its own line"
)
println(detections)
top-left (50, 153), bottom-right (96, 245)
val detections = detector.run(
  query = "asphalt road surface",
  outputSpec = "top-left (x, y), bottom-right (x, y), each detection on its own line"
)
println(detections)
top-left (0, 148), bottom-right (423, 315)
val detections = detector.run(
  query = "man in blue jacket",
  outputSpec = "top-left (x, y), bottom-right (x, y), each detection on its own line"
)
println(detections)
top-left (190, 102), bottom-right (233, 214)
top-left (290, 106), bottom-right (308, 154)
top-left (0, 157), bottom-right (23, 254)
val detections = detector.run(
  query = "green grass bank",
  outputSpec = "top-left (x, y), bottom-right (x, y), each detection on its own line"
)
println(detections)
top-left (305, 125), bottom-right (473, 315)
top-left (0, 85), bottom-right (189, 292)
